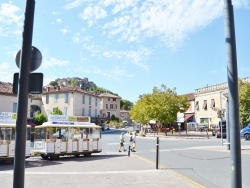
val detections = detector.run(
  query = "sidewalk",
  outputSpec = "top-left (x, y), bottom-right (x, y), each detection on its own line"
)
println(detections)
top-left (144, 130), bottom-right (211, 139)
top-left (0, 152), bottom-right (205, 188)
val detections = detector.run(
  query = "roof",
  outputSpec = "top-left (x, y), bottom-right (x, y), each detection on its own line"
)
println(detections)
top-left (99, 93), bottom-right (121, 99)
top-left (0, 82), bottom-right (15, 96)
top-left (183, 93), bottom-right (195, 101)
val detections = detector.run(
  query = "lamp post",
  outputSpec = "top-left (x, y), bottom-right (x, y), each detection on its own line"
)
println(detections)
top-left (223, 90), bottom-right (230, 150)
top-left (223, 1), bottom-right (242, 187)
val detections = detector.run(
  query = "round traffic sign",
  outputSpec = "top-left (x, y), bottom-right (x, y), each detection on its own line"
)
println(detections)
top-left (15, 46), bottom-right (42, 72)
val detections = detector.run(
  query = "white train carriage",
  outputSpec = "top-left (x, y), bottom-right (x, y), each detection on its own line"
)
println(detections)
top-left (0, 123), bottom-right (31, 160)
top-left (33, 121), bottom-right (102, 159)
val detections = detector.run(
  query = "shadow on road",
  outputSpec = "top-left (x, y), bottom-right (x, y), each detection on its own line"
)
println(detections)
top-left (0, 154), bottom-right (127, 171)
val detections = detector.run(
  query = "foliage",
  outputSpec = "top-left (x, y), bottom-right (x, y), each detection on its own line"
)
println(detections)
top-left (110, 114), bottom-right (119, 122)
top-left (52, 107), bottom-right (63, 115)
top-left (130, 84), bottom-right (189, 125)
top-left (239, 80), bottom-right (250, 126)
top-left (70, 78), bottom-right (78, 86)
top-left (49, 81), bottom-right (58, 86)
top-left (120, 99), bottom-right (133, 110)
top-left (33, 113), bottom-right (47, 125)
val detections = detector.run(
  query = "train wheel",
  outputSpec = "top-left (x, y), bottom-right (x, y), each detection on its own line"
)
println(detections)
top-left (41, 154), bottom-right (48, 160)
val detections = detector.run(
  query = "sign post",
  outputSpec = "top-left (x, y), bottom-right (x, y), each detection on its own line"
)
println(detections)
top-left (176, 113), bottom-right (184, 137)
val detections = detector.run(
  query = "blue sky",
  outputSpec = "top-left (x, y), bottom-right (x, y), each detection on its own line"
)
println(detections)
top-left (0, 0), bottom-right (250, 103)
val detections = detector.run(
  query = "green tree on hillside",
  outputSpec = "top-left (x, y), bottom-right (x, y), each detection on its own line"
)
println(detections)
top-left (49, 81), bottom-right (58, 86)
top-left (120, 99), bottom-right (133, 110)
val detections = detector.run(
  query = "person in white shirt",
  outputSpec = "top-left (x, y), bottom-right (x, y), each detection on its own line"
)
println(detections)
top-left (131, 131), bottom-right (137, 152)
top-left (119, 132), bottom-right (126, 152)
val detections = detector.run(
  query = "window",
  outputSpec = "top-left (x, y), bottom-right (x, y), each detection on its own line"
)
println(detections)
top-left (114, 104), bottom-right (117, 109)
top-left (203, 100), bottom-right (207, 110)
top-left (65, 93), bottom-right (69, 103)
top-left (95, 98), bottom-right (98, 106)
top-left (113, 98), bottom-right (116, 101)
top-left (195, 101), bottom-right (199, 110)
top-left (110, 104), bottom-right (113, 109)
top-left (13, 103), bottom-right (17, 113)
top-left (63, 107), bottom-right (68, 115)
top-left (210, 99), bottom-right (215, 108)
top-left (108, 98), bottom-right (110, 101)
top-left (46, 94), bottom-right (49, 104)
top-left (88, 108), bottom-right (91, 116)
top-left (95, 109), bottom-right (97, 117)
top-left (54, 94), bottom-right (59, 103)
top-left (89, 96), bottom-right (92, 105)
top-left (106, 104), bottom-right (110, 109)
top-left (82, 95), bottom-right (85, 104)
top-left (82, 108), bottom-right (85, 116)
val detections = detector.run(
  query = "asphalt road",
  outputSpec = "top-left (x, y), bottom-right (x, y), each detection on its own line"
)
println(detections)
top-left (103, 129), bottom-right (250, 188)
top-left (1, 129), bottom-right (250, 188)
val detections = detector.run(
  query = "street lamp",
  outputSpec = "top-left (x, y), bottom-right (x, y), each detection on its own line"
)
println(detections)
top-left (223, 90), bottom-right (230, 150)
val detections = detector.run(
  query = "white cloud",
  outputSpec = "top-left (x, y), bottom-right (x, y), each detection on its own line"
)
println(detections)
top-left (101, 0), bottom-right (250, 50)
top-left (75, 65), bottom-right (134, 80)
top-left (56, 19), bottom-right (62, 23)
top-left (60, 28), bottom-right (70, 35)
top-left (41, 50), bottom-right (70, 69)
top-left (0, 3), bottom-right (22, 36)
top-left (80, 6), bottom-right (107, 26)
top-left (102, 47), bottom-right (151, 70)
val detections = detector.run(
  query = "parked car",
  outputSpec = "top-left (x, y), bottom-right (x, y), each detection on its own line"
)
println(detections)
top-left (240, 124), bottom-right (250, 140)
top-left (212, 120), bottom-right (226, 138)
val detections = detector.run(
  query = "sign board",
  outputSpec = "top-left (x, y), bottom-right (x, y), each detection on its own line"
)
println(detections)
top-left (149, 120), bottom-right (156, 124)
top-left (48, 115), bottom-right (90, 123)
top-left (176, 113), bottom-right (184, 123)
top-left (13, 73), bottom-right (44, 94)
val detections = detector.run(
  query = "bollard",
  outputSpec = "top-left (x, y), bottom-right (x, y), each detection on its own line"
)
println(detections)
top-left (128, 145), bottom-right (130, 157)
top-left (156, 137), bottom-right (159, 169)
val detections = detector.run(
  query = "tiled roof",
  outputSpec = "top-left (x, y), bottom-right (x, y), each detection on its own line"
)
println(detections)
top-left (99, 93), bottom-right (121, 98)
top-left (185, 93), bottom-right (195, 101)
top-left (0, 82), bottom-right (15, 95)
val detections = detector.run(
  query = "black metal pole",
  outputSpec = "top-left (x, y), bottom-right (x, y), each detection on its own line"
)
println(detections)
top-left (223, 0), bottom-right (242, 187)
top-left (226, 98), bottom-right (230, 150)
top-left (156, 137), bottom-right (159, 169)
top-left (13, 1), bottom-right (35, 188)
top-left (128, 145), bottom-right (130, 157)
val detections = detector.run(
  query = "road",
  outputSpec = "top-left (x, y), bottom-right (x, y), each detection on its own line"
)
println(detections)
top-left (103, 129), bottom-right (250, 188)
top-left (1, 129), bottom-right (250, 188)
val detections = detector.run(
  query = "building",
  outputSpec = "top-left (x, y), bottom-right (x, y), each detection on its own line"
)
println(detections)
top-left (41, 85), bottom-right (101, 118)
top-left (99, 93), bottom-right (121, 119)
top-left (0, 81), bottom-right (40, 117)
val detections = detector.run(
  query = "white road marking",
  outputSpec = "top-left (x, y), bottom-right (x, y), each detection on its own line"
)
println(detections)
top-left (0, 169), bottom-right (160, 175)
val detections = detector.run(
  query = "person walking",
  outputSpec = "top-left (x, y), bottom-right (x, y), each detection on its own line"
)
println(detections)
top-left (131, 131), bottom-right (137, 152)
top-left (119, 132), bottom-right (126, 152)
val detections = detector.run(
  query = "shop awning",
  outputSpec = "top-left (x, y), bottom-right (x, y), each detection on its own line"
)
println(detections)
top-left (184, 113), bottom-right (194, 121)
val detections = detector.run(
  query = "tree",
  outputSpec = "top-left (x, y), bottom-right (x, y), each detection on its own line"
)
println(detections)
top-left (239, 80), bottom-right (250, 126)
top-left (70, 78), bottom-right (78, 86)
top-left (130, 84), bottom-right (189, 125)
top-left (49, 81), bottom-right (58, 86)
top-left (33, 113), bottom-right (47, 125)
top-left (120, 99), bottom-right (134, 110)
top-left (52, 107), bottom-right (63, 115)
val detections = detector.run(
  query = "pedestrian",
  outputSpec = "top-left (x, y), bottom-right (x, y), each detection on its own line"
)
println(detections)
top-left (119, 132), bottom-right (126, 152)
top-left (131, 131), bottom-right (137, 152)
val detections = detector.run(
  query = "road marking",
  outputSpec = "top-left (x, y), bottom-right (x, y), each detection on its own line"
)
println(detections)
top-left (131, 153), bottom-right (206, 188)
top-left (0, 169), bottom-right (162, 175)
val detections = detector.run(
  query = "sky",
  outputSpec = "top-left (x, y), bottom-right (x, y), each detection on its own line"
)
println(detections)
top-left (0, 0), bottom-right (250, 103)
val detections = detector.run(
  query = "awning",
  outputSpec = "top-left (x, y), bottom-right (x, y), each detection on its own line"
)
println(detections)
top-left (184, 113), bottom-right (194, 121)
